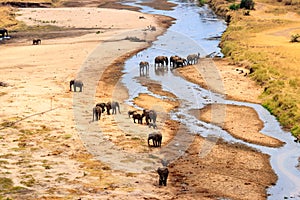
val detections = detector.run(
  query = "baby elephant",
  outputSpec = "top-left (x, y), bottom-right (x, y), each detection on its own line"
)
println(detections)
top-left (148, 132), bottom-right (162, 147)
top-left (128, 110), bottom-right (137, 118)
top-left (148, 122), bottom-right (157, 129)
top-left (157, 167), bottom-right (169, 186)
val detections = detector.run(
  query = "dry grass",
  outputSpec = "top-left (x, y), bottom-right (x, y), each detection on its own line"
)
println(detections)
top-left (209, 0), bottom-right (300, 136)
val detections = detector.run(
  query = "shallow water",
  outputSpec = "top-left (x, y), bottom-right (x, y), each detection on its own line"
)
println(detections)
top-left (120, 0), bottom-right (300, 199)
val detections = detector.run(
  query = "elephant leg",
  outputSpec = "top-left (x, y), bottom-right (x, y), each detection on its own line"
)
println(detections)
top-left (80, 86), bottom-right (82, 92)
top-left (163, 178), bottom-right (167, 186)
top-left (159, 177), bottom-right (163, 186)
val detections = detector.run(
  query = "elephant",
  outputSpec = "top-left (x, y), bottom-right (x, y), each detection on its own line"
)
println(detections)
top-left (139, 61), bottom-right (149, 75)
top-left (92, 106), bottom-right (102, 121)
top-left (294, 135), bottom-right (300, 143)
top-left (170, 56), bottom-right (187, 68)
top-left (157, 167), bottom-right (169, 186)
top-left (128, 110), bottom-right (137, 118)
top-left (169, 55), bottom-right (180, 67)
top-left (143, 109), bottom-right (157, 125)
top-left (32, 39), bottom-right (41, 45)
top-left (174, 58), bottom-right (187, 68)
top-left (70, 79), bottom-right (83, 92)
top-left (105, 101), bottom-right (121, 115)
top-left (154, 56), bottom-right (168, 67)
top-left (96, 103), bottom-right (106, 113)
top-left (148, 131), bottom-right (162, 147)
top-left (132, 113), bottom-right (144, 124)
top-left (187, 52), bottom-right (200, 65)
top-left (148, 122), bottom-right (157, 129)
top-left (0, 29), bottom-right (8, 38)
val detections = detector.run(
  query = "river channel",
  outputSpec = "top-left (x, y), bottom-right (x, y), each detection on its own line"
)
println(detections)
top-left (73, 0), bottom-right (300, 199)
top-left (119, 0), bottom-right (300, 199)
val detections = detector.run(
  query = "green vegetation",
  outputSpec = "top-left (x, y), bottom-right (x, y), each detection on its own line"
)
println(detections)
top-left (199, 0), bottom-right (206, 6)
top-left (0, 177), bottom-right (26, 199)
top-left (229, 3), bottom-right (240, 10)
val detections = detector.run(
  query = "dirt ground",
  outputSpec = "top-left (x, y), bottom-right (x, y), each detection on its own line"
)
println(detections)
top-left (0, 0), bottom-right (287, 199)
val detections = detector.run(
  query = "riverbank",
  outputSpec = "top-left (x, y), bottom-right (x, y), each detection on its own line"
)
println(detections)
top-left (0, 0), bottom-right (286, 199)
top-left (207, 0), bottom-right (300, 138)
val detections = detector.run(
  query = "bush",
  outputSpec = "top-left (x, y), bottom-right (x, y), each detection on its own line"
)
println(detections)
top-left (290, 34), bottom-right (300, 42)
top-left (229, 3), bottom-right (240, 10)
top-left (240, 0), bottom-right (255, 9)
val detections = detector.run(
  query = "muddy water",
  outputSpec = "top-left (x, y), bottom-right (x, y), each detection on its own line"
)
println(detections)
top-left (120, 1), bottom-right (300, 199)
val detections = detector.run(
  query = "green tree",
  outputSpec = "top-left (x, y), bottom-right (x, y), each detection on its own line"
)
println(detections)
top-left (240, 0), bottom-right (255, 9)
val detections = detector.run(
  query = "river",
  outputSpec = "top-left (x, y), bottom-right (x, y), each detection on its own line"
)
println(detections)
top-left (119, 0), bottom-right (300, 199)
top-left (73, 0), bottom-right (300, 199)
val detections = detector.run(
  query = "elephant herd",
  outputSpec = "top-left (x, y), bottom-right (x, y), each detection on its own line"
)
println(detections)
top-left (128, 109), bottom-right (162, 147)
top-left (139, 52), bottom-right (200, 75)
top-left (92, 101), bottom-right (121, 121)
top-left (69, 79), bottom-right (168, 185)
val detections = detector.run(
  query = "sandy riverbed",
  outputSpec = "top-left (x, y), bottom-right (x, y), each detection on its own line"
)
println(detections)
top-left (0, 2), bottom-right (283, 199)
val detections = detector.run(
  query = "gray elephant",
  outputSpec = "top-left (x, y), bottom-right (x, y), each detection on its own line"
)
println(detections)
top-left (92, 106), bottom-right (102, 121)
top-left (148, 132), bottom-right (162, 147)
top-left (0, 29), bottom-right (8, 38)
top-left (148, 122), bottom-right (157, 129)
top-left (154, 56), bottom-right (168, 67)
top-left (106, 101), bottom-right (121, 115)
top-left (143, 109), bottom-right (157, 125)
top-left (157, 167), bottom-right (169, 186)
top-left (187, 52), bottom-right (200, 65)
top-left (70, 79), bottom-right (83, 92)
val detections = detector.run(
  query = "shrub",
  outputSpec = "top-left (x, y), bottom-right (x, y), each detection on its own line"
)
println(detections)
top-left (229, 3), bottom-right (240, 10)
top-left (290, 34), bottom-right (300, 42)
top-left (240, 0), bottom-right (255, 9)
top-left (198, 0), bottom-right (206, 6)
